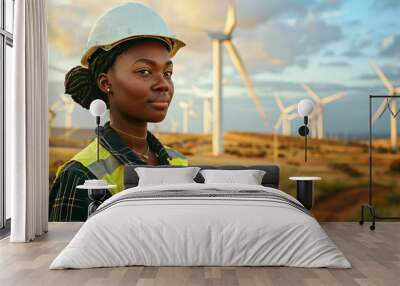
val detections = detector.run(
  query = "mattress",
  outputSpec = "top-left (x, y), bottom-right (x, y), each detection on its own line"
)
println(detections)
top-left (50, 183), bottom-right (351, 269)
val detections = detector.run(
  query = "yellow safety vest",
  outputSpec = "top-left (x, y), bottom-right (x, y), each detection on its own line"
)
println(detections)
top-left (55, 138), bottom-right (188, 195)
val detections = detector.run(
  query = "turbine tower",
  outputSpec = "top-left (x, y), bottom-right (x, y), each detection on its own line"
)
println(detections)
top-left (192, 86), bottom-right (212, 134)
top-left (308, 112), bottom-right (319, 138)
top-left (151, 123), bottom-right (160, 135)
top-left (59, 94), bottom-right (76, 129)
top-left (179, 101), bottom-right (196, 133)
top-left (48, 100), bottom-right (63, 128)
top-left (273, 93), bottom-right (298, 135)
top-left (169, 118), bottom-right (179, 133)
top-left (302, 84), bottom-right (347, 139)
top-left (209, 1), bottom-right (269, 155)
top-left (370, 62), bottom-right (400, 151)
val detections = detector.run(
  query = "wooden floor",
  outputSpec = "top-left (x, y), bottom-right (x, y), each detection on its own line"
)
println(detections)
top-left (0, 222), bottom-right (399, 286)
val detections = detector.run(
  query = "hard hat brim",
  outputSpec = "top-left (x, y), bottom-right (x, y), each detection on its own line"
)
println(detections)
top-left (81, 35), bottom-right (186, 68)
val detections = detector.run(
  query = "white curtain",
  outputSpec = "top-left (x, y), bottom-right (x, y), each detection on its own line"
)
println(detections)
top-left (7, 0), bottom-right (49, 242)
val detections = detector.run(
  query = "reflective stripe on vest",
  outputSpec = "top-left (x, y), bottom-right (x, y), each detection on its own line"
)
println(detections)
top-left (55, 138), bottom-right (188, 195)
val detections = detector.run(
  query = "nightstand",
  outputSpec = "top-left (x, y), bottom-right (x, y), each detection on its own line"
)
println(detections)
top-left (77, 180), bottom-right (116, 216)
top-left (289, 177), bottom-right (321, 210)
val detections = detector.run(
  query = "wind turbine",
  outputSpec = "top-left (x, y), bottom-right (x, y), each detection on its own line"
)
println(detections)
top-left (169, 118), bottom-right (180, 133)
top-left (48, 100), bottom-right (63, 128)
top-left (192, 86), bottom-right (212, 134)
top-left (302, 84), bottom-right (347, 139)
top-left (209, 1), bottom-right (269, 155)
top-left (151, 123), bottom-right (160, 135)
top-left (273, 93), bottom-right (299, 135)
top-left (179, 101), bottom-right (197, 133)
top-left (59, 94), bottom-right (76, 129)
top-left (308, 112), bottom-right (319, 138)
top-left (370, 61), bottom-right (400, 151)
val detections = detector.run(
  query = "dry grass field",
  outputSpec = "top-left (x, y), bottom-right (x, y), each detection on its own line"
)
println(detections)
top-left (49, 128), bottom-right (400, 222)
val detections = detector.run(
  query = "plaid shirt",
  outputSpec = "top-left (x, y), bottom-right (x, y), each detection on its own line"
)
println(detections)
top-left (49, 121), bottom-right (179, 222)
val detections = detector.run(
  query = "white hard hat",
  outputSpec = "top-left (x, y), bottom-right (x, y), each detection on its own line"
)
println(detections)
top-left (81, 3), bottom-right (185, 67)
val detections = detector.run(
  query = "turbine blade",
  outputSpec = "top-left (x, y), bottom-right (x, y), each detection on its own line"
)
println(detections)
top-left (50, 101), bottom-right (62, 110)
top-left (59, 94), bottom-right (68, 102)
top-left (224, 1), bottom-right (237, 35)
top-left (321, 91), bottom-right (347, 105)
top-left (369, 61), bottom-right (395, 93)
top-left (49, 65), bottom-right (67, 74)
top-left (274, 116), bottom-right (282, 130)
top-left (224, 40), bottom-right (268, 127)
top-left (189, 109), bottom-right (197, 118)
top-left (192, 86), bottom-right (204, 97)
top-left (372, 99), bottom-right (387, 123)
top-left (179, 101), bottom-right (188, 109)
top-left (192, 85), bottom-right (211, 98)
top-left (274, 93), bottom-right (286, 112)
top-left (285, 103), bottom-right (298, 114)
top-left (287, 113), bottom-right (299, 121)
top-left (302, 83), bottom-right (321, 102)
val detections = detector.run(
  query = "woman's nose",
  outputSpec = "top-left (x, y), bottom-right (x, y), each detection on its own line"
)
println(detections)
top-left (152, 73), bottom-right (171, 92)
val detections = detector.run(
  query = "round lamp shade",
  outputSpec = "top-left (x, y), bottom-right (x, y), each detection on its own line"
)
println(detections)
top-left (89, 99), bottom-right (107, 117)
top-left (298, 99), bottom-right (314, 117)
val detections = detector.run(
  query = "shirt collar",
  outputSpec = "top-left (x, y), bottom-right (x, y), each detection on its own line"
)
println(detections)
top-left (99, 121), bottom-right (172, 165)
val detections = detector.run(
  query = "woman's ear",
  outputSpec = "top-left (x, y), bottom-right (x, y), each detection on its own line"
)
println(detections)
top-left (97, 73), bottom-right (112, 95)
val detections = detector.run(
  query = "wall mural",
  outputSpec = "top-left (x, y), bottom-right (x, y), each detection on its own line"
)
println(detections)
top-left (48, 0), bottom-right (400, 221)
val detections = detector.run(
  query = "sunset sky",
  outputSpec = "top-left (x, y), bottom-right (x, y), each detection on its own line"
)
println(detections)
top-left (48, 0), bottom-right (400, 138)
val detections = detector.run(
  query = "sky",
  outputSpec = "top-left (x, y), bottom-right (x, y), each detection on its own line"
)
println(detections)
top-left (47, 0), bottom-right (400, 138)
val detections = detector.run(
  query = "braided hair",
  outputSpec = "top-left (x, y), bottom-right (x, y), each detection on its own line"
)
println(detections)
top-left (64, 38), bottom-right (170, 109)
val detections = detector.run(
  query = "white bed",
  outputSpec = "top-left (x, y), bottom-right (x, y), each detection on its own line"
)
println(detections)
top-left (50, 183), bottom-right (351, 269)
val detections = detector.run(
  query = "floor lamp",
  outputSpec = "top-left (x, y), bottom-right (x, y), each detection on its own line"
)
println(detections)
top-left (76, 99), bottom-right (116, 216)
top-left (359, 95), bottom-right (400, 230)
top-left (297, 99), bottom-right (314, 162)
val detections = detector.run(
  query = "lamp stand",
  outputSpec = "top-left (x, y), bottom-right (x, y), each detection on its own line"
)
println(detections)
top-left (359, 95), bottom-right (400, 230)
top-left (298, 116), bottom-right (309, 162)
top-left (95, 116), bottom-right (104, 162)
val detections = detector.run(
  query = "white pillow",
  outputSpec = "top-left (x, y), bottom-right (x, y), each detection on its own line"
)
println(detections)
top-left (135, 167), bottom-right (201, 186)
top-left (200, 169), bottom-right (266, 185)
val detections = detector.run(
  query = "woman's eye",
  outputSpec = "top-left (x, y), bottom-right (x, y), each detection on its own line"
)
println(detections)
top-left (164, 71), bottom-right (173, 78)
top-left (137, 70), bottom-right (151, 76)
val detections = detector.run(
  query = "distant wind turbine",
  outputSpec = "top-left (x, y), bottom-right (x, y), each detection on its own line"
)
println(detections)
top-left (302, 84), bottom-right (347, 139)
top-left (369, 61), bottom-right (400, 151)
top-left (59, 94), bottom-right (76, 129)
top-left (192, 86), bottom-right (212, 134)
top-left (169, 118), bottom-right (179, 133)
top-left (49, 64), bottom-right (68, 74)
top-left (209, 1), bottom-right (272, 155)
top-left (308, 112), bottom-right (319, 138)
top-left (48, 100), bottom-right (63, 128)
top-left (179, 101), bottom-right (197, 133)
top-left (273, 93), bottom-right (298, 135)
top-left (151, 123), bottom-right (160, 135)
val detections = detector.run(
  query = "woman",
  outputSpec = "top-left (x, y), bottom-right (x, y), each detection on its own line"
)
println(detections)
top-left (49, 3), bottom-right (188, 222)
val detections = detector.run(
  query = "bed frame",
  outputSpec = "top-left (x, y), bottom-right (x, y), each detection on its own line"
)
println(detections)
top-left (124, 165), bottom-right (280, 190)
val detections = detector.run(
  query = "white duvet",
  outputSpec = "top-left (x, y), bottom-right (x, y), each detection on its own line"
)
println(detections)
top-left (50, 183), bottom-right (351, 269)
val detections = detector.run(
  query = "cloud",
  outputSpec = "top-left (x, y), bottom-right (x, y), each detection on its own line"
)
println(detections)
top-left (319, 61), bottom-right (350, 67)
top-left (358, 64), bottom-right (400, 84)
top-left (380, 34), bottom-right (400, 57)
top-left (373, 0), bottom-right (400, 9)
top-left (322, 49), bottom-right (336, 57)
top-left (297, 16), bottom-right (342, 48)
top-left (47, 3), bottom-right (88, 56)
top-left (312, 0), bottom-right (345, 12)
top-left (342, 49), bottom-right (363, 57)
top-left (48, 0), bottom-right (342, 62)
top-left (341, 38), bottom-right (372, 58)
top-left (234, 16), bottom-right (342, 72)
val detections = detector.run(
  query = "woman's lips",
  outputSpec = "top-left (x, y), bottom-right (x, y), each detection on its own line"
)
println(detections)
top-left (148, 101), bottom-right (169, 110)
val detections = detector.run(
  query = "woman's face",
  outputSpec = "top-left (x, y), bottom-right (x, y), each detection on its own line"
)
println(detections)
top-left (103, 40), bottom-right (174, 123)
